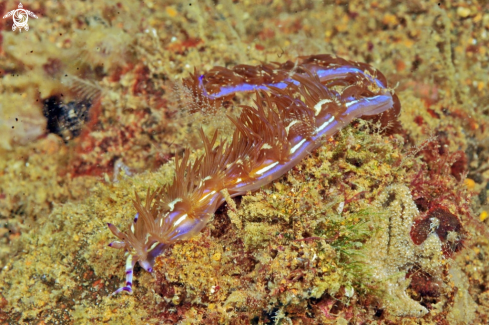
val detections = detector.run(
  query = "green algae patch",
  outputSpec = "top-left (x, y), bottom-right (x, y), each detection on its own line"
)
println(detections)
top-left (0, 135), bottom-right (97, 268)
top-left (0, 154), bottom-right (182, 323)
top-left (243, 222), bottom-right (281, 249)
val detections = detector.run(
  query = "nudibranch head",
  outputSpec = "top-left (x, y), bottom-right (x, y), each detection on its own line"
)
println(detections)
top-left (107, 190), bottom-right (171, 294)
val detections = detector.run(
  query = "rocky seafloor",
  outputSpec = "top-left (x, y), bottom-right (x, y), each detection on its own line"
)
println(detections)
top-left (1, 0), bottom-right (489, 324)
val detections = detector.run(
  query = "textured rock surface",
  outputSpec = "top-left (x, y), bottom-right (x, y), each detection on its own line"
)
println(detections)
top-left (0, 0), bottom-right (488, 324)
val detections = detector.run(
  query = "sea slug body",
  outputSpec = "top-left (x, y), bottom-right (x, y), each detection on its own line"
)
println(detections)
top-left (107, 54), bottom-right (401, 294)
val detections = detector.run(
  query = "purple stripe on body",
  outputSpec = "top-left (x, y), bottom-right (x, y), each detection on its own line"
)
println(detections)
top-left (199, 66), bottom-right (387, 101)
top-left (344, 94), bottom-right (393, 116)
top-left (315, 67), bottom-right (386, 88)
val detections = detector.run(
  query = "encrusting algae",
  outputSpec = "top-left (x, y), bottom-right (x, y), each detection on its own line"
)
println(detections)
top-left (1, 120), bottom-right (477, 323)
top-left (1, 0), bottom-right (489, 324)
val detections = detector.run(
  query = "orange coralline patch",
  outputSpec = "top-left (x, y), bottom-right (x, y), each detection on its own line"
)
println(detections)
top-left (92, 279), bottom-right (104, 290)
top-left (426, 108), bottom-right (440, 119)
top-left (382, 13), bottom-right (398, 27)
top-left (334, 14), bottom-right (350, 33)
top-left (258, 27), bottom-right (276, 41)
top-left (480, 211), bottom-right (488, 222)
top-left (165, 6), bottom-right (178, 17)
top-left (414, 115), bottom-right (424, 126)
top-left (109, 63), bottom-right (134, 83)
top-left (166, 37), bottom-right (204, 54)
top-left (477, 81), bottom-right (485, 92)
top-left (464, 178), bottom-right (476, 190)
top-left (395, 59), bottom-right (407, 72)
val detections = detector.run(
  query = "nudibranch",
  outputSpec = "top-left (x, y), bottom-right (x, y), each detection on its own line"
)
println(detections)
top-left (107, 54), bottom-right (401, 294)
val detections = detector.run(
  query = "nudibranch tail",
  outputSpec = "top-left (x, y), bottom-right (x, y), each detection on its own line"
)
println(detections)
top-left (107, 54), bottom-right (401, 295)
